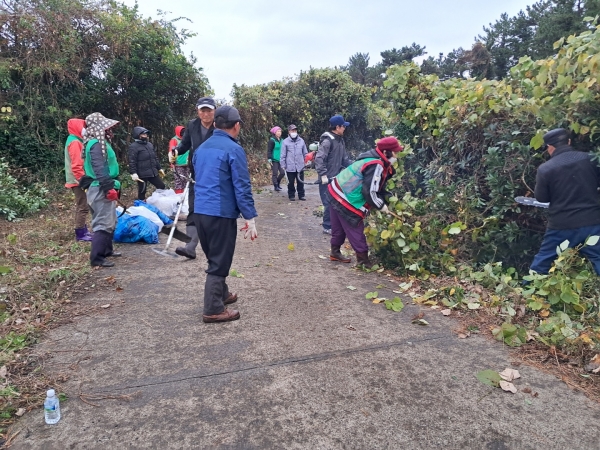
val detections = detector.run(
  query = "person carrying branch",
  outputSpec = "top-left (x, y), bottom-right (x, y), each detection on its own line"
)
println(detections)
top-left (327, 136), bottom-right (403, 268)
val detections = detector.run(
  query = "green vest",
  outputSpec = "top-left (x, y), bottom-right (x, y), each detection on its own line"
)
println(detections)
top-left (173, 136), bottom-right (188, 166)
top-left (335, 158), bottom-right (379, 210)
top-left (271, 137), bottom-right (282, 162)
top-left (64, 135), bottom-right (81, 185)
top-left (84, 139), bottom-right (121, 190)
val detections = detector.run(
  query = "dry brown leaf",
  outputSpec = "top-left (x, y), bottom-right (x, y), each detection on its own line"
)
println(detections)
top-left (458, 333), bottom-right (468, 339)
top-left (441, 309), bottom-right (452, 316)
top-left (15, 408), bottom-right (25, 417)
top-left (499, 368), bottom-right (521, 382)
top-left (522, 387), bottom-right (532, 394)
top-left (499, 380), bottom-right (517, 393)
top-left (372, 299), bottom-right (384, 304)
top-left (116, 287), bottom-right (123, 292)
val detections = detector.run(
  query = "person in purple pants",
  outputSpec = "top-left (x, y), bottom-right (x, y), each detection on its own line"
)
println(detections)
top-left (326, 137), bottom-right (404, 267)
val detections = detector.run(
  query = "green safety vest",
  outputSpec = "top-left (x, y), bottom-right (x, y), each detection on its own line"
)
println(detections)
top-left (334, 158), bottom-right (380, 210)
top-left (64, 135), bottom-right (81, 185)
top-left (83, 139), bottom-right (121, 190)
top-left (271, 137), bottom-right (282, 162)
top-left (173, 136), bottom-right (188, 166)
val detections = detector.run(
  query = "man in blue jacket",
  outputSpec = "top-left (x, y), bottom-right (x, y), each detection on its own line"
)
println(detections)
top-left (192, 105), bottom-right (258, 323)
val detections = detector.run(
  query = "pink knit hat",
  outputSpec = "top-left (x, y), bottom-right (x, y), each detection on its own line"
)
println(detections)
top-left (270, 126), bottom-right (281, 134)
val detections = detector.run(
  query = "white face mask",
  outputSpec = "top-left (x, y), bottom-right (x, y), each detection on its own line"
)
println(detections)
top-left (388, 157), bottom-right (397, 165)
top-left (290, 132), bottom-right (298, 139)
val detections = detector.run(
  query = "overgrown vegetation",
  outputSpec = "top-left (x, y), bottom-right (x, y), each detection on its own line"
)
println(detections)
top-left (0, 159), bottom-right (48, 221)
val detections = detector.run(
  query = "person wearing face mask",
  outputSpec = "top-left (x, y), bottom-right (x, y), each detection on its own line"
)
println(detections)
top-left (326, 136), bottom-right (403, 268)
top-left (128, 127), bottom-right (165, 200)
top-left (280, 124), bottom-right (308, 201)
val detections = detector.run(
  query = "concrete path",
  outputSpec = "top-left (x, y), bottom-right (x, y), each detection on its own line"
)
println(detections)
top-left (11, 180), bottom-right (600, 449)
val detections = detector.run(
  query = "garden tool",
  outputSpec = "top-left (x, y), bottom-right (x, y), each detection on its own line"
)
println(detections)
top-left (514, 196), bottom-right (549, 209)
top-left (152, 180), bottom-right (191, 257)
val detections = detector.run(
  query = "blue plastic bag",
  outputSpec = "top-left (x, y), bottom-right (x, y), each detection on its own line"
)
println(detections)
top-left (133, 200), bottom-right (174, 226)
top-left (114, 214), bottom-right (159, 244)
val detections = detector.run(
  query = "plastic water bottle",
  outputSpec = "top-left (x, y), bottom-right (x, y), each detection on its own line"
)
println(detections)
top-left (44, 389), bottom-right (61, 424)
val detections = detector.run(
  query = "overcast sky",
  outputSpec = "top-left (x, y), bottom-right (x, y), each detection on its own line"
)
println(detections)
top-left (122, 0), bottom-right (533, 99)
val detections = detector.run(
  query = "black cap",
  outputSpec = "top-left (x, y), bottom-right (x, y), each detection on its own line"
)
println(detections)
top-left (214, 105), bottom-right (243, 124)
top-left (543, 128), bottom-right (569, 147)
top-left (196, 97), bottom-right (216, 110)
top-left (288, 124), bottom-right (297, 131)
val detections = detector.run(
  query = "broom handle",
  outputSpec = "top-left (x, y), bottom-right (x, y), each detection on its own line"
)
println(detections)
top-left (163, 181), bottom-right (190, 251)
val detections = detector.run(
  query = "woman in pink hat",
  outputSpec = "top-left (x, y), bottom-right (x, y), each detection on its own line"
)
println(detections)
top-left (267, 126), bottom-right (285, 191)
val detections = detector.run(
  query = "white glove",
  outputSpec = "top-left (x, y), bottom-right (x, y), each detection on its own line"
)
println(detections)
top-left (321, 175), bottom-right (329, 184)
top-left (159, 169), bottom-right (165, 178)
top-left (240, 218), bottom-right (258, 241)
top-left (380, 204), bottom-right (391, 215)
top-left (131, 173), bottom-right (141, 182)
top-left (169, 150), bottom-right (177, 164)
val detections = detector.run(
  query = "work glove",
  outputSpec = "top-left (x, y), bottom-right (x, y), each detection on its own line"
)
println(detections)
top-left (159, 169), bottom-right (165, 178)
top-left (380, 205), bottom-right (391, 215)
top-left (131, 173), bottom-right (141, 182)
top-left (240, 218), bottom-right (258, 241)
top-left (321, 175), bottom-right (329, 184)
top-left (106, 189), bottom-right (118, 201)
top-left (268, 159), bottom-right (272, 163)
top-left (169, 151), bottom-right (177, 164)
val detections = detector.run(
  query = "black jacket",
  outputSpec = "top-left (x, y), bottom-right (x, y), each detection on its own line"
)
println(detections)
top-left (175, 118), bottom-right (215, 178)
top-left (315, 131), bottom-right (352, 178)
top-left (128, 127), bottom-right (161, 178)
top-left (535, 144), bottom-right (600, 229)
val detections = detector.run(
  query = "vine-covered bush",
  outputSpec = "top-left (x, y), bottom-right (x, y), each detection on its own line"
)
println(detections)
top-left (0, 159), bottom-right (48, 221)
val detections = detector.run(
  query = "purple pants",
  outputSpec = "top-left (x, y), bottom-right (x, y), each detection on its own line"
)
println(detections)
top-left (330, 206), bottom-right (368, 253)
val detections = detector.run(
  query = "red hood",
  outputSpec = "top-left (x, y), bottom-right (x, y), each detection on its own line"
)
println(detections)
top-left (67, 118), bottom-right (86, 139)
top-left (175, 126), bottom-right (185, 139)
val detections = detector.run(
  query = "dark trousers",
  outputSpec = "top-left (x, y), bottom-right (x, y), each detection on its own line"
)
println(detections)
top-left (330, 206), bottom-right (368, 253)
top-left (71, 186), bottom-right (90, 229)
top-left (531, 224), bottom-right (600, 275)
top-left (319, 183), bottom-right (331, 230)
top-left (193, 213), bottom-right (237, 315)
top-left (137, 176), bottom-right (165, 200)
top-left (271, 162), bottom-right (285, 186)
top-left (186, 187), bottom-right (196, 227)
top-left (287, 171), bottom-right (305, 199)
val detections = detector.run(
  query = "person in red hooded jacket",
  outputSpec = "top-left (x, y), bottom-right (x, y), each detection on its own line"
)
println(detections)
top-left (168, 125), bottom-right (188, 194)
top-left (64, 118), bottom-right (93, 242)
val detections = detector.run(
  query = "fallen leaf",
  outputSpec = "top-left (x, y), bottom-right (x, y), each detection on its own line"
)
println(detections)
top-left (499, 368), bottom-right (521, 382)
top-left (372, 299), bottom-right (384, 304)
top-left (116, 287), bottom-right (123, 292)
top-left (449, 288), bottom-right (455, 295)
top-left (539, 310), bottom-right (550, 318)
top-left (476, 369), bottom-right (502, 387)
top-left (318, 255), bottom-right (327, 260)
top-left (346, 286), bottom-right (357, 291)
top-left (458, 333), bottom-right (469, 339)
top-left (0, 366), bottom-right (7, 378)
top-left (467, 302), bottom-right (480, 310)
top-left (412, 319), bottom-right (429, 326)
top-left (430, 305), bottom-right (440, 310)
top-left (105, 276), bottom-right (116, 284)
top-left (15, 408), bottom-right (25, 417)
top-left (441, 309), bottom-right (452, 316)
top-left (100, 304), bottom-right (111, 309)
top-left (522, 387), bottom-right (532, 394)
top-left (377, 267), bottom-right (385, 273)
top-left (500, 380), bottom-right (518, 393)
top-left (287, 243), bottom-right (295, 251)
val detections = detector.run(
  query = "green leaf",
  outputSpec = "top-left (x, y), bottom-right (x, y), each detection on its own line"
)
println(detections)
top-left (476, 370), bottom-right (501, 388)
top-left (530, 132), bottom-right (544, 150)
top-left (585, 235), bottom-right (600, 246)
top-left (365, 291), bottom-right (379, 299)
top-left (396, 238), bottom-right (406, 247)
top-left (384, 297), bottom-right (404, 312)
top-left (559, 240), bottom-right (570, 251)
top-left (0, 266), bottom-right (12, 275)
top-left (448, 227), bottom-right (461, 235)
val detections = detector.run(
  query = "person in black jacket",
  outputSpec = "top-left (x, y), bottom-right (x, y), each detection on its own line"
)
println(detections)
top-left (531, 128), bottom-right (600, 274)
top-left (128, 127), bottom-right (165, 200)
top-left (173, 96), bottom-right (216, 259)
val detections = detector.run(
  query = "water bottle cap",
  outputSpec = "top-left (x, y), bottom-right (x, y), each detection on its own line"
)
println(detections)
top-left (47, 389), bottom-right (55, 397)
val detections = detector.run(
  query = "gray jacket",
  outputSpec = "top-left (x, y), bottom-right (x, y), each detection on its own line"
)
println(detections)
top-left (315, 131), bottom-right (352, 178)
top-left (280, 136), bottom-right (307, 173)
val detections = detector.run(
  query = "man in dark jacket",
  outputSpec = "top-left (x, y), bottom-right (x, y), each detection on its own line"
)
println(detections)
top-left (192, 105), bottom-right (258, 323)
top-left (315, 115), bottom-right (353, 234)
top-left (128, 127), bottom-right (165, 200)
top-left (327, 137), bottom-right (402, 268)
top-left (531, 128), bottom-right (600, 274)
top-left (173, 97), bottom-right (216, 259)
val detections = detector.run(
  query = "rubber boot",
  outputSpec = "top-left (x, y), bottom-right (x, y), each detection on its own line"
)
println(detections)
top-left (330, 246), bottom-right (351, 263)
top-left (90, 231), bottom-right (114, 267)
top-left (75, 228), bottom-right (92, 242)
top-left (175, 225), bottom-right (198, 259)
top-left (356, 251), bottom-right (373, 269)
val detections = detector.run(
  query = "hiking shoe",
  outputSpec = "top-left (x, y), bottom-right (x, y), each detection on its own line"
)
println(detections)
top-left (299, 197), bottom-right (306, 201)
top-left (92, 259), bottom-right (114, 268)
top-left (175, 246), bottom-right (196, 259)
top-left (224, 293), bottom-right (238, 305)
top-left (203, 308), bottom-right (240, 323)
top-left (107, 252), bottom-right (122, 257)
top-left (289, 197), bottom-right (295, 201)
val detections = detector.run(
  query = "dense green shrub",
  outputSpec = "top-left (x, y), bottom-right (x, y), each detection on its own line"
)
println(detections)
top-left (0, 159), bottom-right (48, 221)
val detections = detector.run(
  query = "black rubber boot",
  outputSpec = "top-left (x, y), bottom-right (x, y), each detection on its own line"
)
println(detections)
top-left (91, 231), bottom-right (114, 267)
top-left (356, 251), bottom-right (373, 269)
top-left (330, 246), bottom-right (351, 263)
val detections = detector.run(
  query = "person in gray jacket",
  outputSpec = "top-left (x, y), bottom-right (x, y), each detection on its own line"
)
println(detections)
top-left (280, 124), bottom-right (308, 201)
top-left (315, 115), bottom-right (352, 233)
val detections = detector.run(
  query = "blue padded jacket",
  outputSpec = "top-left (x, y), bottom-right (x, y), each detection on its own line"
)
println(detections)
top-left (192, 129), bottom-right (258, 220)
